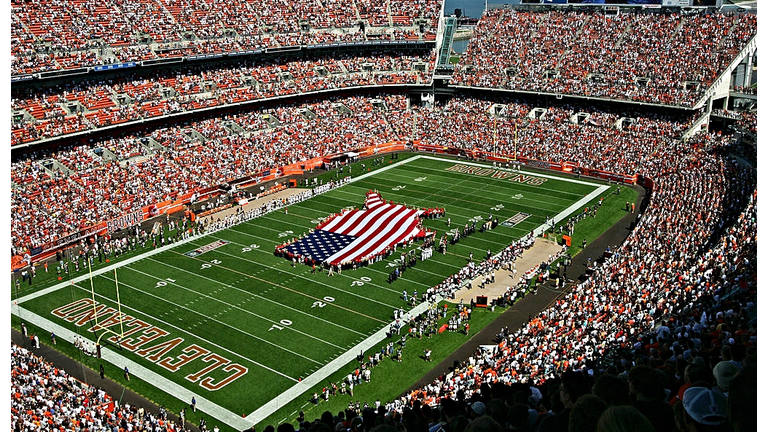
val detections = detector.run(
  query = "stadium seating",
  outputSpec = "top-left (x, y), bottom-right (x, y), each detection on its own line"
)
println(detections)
top-left (11, 0), bottom-right (440, 75)
top-left (11, 95), bottom-right (756, 431)
top-left (8, 92), bottom-right (738, 262)
top-left (11, 52), bottom-right (435, 145)
top-left (451, 9), bottom-right (756, 107)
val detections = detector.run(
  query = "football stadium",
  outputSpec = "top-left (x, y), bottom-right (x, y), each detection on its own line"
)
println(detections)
top-left (10, 1), bottom-right (756, 432)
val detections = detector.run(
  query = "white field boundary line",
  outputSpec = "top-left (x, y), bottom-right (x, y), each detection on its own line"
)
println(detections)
top-left (243, 296), bottom-right (440, 427)
top-left (341, 158), bottom-right (584, 236)
top-left (242, 156), bottom-right (611, 425)
top-left (12, 297), bottom-right (260, 431)
top-left (417, 155), bottom-right (605, 187)
top-left (80, 275), bottom-right (307, 375)
top-left (7, 156), bottom-right (423, 430)
top-left (112, 268), bottom-right (343, 354)
top-left (14, 233), bottom-right (208, 305)
top-left (380, 163), bottom-right (589, 204)
top-left (413, 156), bottom-right (612, 236)
top-left (532, 185), bottom-right (611, 237)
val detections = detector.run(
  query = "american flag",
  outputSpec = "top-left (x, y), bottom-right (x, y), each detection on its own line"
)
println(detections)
top-left (283, 191), bottom-right (424, 265)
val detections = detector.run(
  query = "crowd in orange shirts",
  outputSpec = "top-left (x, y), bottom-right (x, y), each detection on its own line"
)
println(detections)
top-left (386, 124), bottom-right (755, 432)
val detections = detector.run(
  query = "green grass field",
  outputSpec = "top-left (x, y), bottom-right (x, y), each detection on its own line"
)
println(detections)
top-left (12, 154), bottom-right (636, 431)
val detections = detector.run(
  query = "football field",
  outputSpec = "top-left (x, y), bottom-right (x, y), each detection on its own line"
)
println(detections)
top-left (13, 155), bottom-right (610, 430)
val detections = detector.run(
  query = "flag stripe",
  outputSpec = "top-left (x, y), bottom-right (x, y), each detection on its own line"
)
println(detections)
top-left (279, 192), bottom-right (425, 266)
top-left (326, 207), bottom-right (419, 264)
top-left (335, 218), bottom-right (421, 265)
top-left (328, 204), bottom-right (394, 236)
top-left (337, 204), bottom-right (404, 237)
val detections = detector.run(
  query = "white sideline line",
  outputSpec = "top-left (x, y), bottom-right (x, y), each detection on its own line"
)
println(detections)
top-left (243, 297), bottom-right (439, 426)
top-left (81, 274), bottom-right (303, 378)
top-left (15, 233), bottom-right (209, 305)
top-left (11, 303), bottom-right (256, 431)
top-left (242, 157), bottom-right (611, 425)
top-left (13, 154), bottom-right (415, 306)
top-left (532, 185), bottom-right (611, 237)
top-left (416, 155), bottom-right (603, 187)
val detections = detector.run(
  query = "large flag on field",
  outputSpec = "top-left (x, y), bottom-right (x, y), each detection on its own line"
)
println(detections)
top-left (280, 191), bottom-right (426, 266)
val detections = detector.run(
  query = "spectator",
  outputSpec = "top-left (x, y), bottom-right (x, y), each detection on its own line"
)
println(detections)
top-left (726, 363), bottom-right (756, 432)
top-left (596, 406), bottom-right (654, 432)
top-left (538, 371), bottom-right (592, 432)
top-left (680, 387), bottom-right (728, 432)
top-left (569, 395), bottom-right (607, 432)
top-left (711, 361), bottom-right (739, 395)
top-left (591, 375), bottom-right (629, 407)
top-left (627, 366), bottom-right (675, 432)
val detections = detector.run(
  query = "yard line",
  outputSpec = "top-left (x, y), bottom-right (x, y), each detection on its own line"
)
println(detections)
top-left (181, 236), bottom-right (411, 309)
top-left (365, 162), bottom-right (592, 211)
top-left (417, 155), bottom-right (602, 187)
top-left (384, 164), bottom-right (590, 200)
top-left (121, 266), bottom-right (345, 353)
top-left (361, 178), bottom-right (563, 218)
top-left (75, 278), bottom-right (303, 380)
top-left (149, 255), bottom-right (384, 332)
top-left (223, 229), bottom-right (439, 288)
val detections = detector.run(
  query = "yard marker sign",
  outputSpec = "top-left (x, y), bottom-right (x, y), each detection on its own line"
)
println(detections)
top-left (184, 240), bottom-right (230, 257)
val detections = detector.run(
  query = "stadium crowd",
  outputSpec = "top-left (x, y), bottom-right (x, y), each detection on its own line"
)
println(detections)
top-left (249, 129), bottom-right (755, 432)
top-left (451, 9), bottom-right (756, 107)
top-left (11, 94), bottom-right (405, 253)
top-left (10, 4), bottom-right (757, 429)
top-left (13, 9), bottom-right (757, 146)
top-left (711, 109), bottom-right (757, 136)
top-left (11, 341), bottom-right (198, 431)
top-left (11, 91), bottom-right (750, 259)
top-left (375, 136), bottom-right (756, 432)
top-left (11, 0), bottom-right (440, 75)
top-left (11, 52), bottom-right (434, 145)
